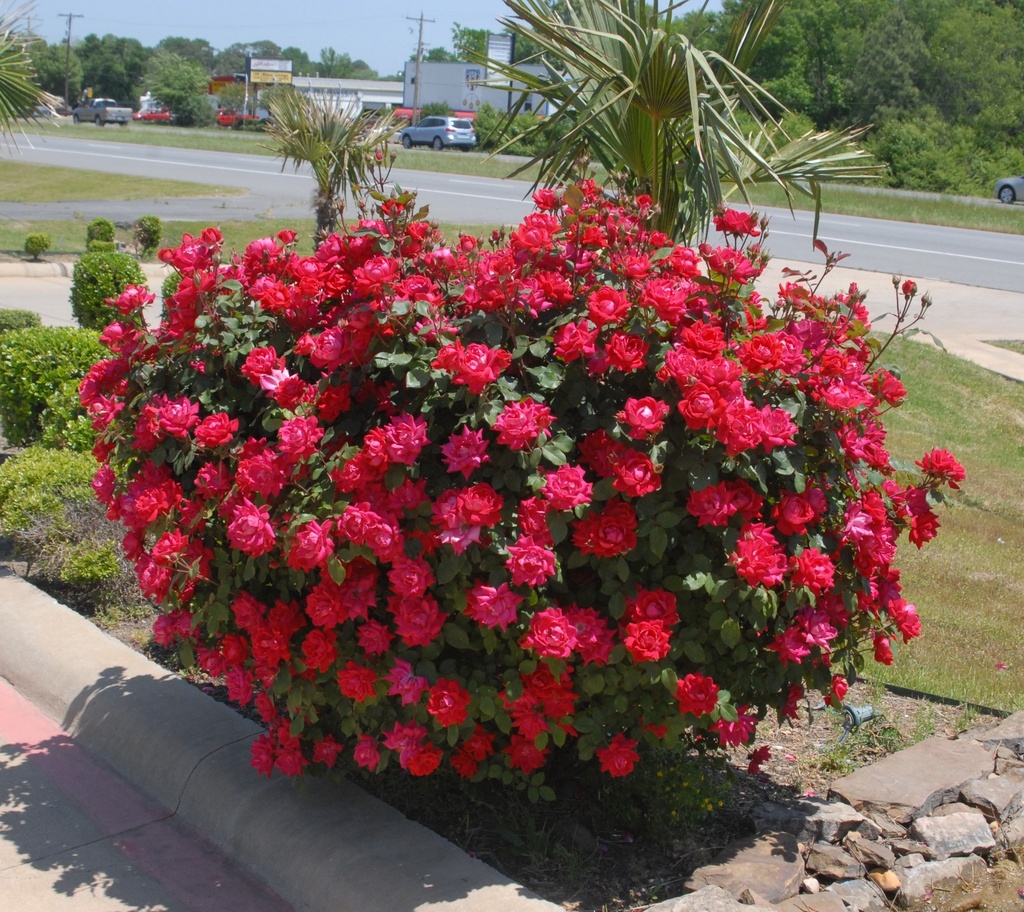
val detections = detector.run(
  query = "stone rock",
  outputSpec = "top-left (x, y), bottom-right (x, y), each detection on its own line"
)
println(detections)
top-left (805, 843), bottom-right (865, 881)
top-left (908, 811), bottom-right (996, 859)
top-left (828, 737), bottom-right (995, 824)
top-left (960, 768), bottom-right (1024, 823)
top-left (683, 831), bottom-right (804, 904)
top-left (775, 893), bottom-right (849, 912)
top-left (868, 869), bottom-right (901, 894)
top-left (930, 801), bottom-right (975, 817)
top-left (997, 813), bottom-right (1024, 849)
top-left (895, 852), bottom-right (926, 869)
top-left (825, 878), bottom-right (888, 911)
top-left (964, 710), bottom-right (1024, 755)
top-left (736, 887), bottom-right (775, 907)
top-left (644, 885), bottom-right (762, 912)
top-left (886, 838), bottom-right (932, 858)
top-left (801, 877), bottom-right (821, 894)
top-left (842, 832), bottom-right (896, 869)
top-left (752, 797), bottom-right (871, 844)
top-left (995, 755), bottom-right (1024, 775)
top-left (895, 854), bottom-right (987, 909)
top-left (860, 809), bottom-right (906, 840)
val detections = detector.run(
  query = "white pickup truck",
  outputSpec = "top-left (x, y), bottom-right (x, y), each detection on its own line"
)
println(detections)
top-left (71, 98), bottom-right (132, 126)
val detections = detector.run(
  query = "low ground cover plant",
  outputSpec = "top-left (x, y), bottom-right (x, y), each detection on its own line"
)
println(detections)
top-left (83, 182), bottom-right (961, 792)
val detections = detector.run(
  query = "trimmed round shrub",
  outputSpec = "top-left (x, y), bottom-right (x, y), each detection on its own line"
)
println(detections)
top-left (86, 189), bottom-right (961, 791)
top-left (24, 233), bottom-right (51, 260)
top-left (0, 309), bottom-right (41, 334)
top-left (0, 326), bottom-right (103, 447)
top-left (134, 216), bottom-right (162, 257)
top-left (71, 251), bottom-right (148, 329)
top-left (86, 239), bottom-right (117, 253)
top-left (86, 217), bottom-right (116, 244)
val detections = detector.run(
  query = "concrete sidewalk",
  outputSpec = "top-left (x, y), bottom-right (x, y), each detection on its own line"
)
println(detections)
top-left (1, 258), bottom-right (1021, 381)
top-left (0, 575), bottom-right (560, 912)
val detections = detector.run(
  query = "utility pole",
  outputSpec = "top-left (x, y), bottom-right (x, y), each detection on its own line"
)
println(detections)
top-left (58, 12), bottom-right (83, 112)
top-left (406, 12), bottom-right (434, 124)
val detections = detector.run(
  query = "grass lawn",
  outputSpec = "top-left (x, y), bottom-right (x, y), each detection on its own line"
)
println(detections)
top-left (874, 337), bottom-right (1024, 711)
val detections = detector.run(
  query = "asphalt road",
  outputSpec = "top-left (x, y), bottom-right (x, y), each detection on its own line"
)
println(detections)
top-left (2, 132), bottom-right (1022, 292)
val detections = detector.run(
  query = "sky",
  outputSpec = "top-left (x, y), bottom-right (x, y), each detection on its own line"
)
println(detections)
top-left (24, 0), bottom-right (722, 78)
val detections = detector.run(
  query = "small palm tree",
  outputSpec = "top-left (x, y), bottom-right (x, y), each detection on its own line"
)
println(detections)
top-left (488, 0), bottom-right (878, 242)
top-left (263, 90), bottom-right (399, 245)
top-left (0, 3), bottom-right (56, 140)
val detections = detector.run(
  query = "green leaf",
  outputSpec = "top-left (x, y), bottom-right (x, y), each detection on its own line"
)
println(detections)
top-left (443, 623), bottom-right (471, 650)
top-left (649, 525), bottom-right (668, 559)
top-left (720, 618), bottom-right (742, 648)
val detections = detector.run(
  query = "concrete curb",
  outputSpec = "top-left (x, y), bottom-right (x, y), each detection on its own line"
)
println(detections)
top-left (0, 575), bottom-right (561, 912)
top-left (0, 260), bottom-right (169, 279)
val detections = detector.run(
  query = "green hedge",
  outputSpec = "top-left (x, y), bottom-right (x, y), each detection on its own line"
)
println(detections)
top-left (70, 251), bottom-right (148, 330)
top-left (0, 326), bottom-right (103, 447)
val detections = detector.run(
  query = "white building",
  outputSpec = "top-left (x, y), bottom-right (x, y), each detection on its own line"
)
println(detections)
top-left (402, 61), bottom-right (549, 117)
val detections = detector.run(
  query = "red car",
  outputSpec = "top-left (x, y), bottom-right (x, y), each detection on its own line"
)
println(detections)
top-left (217, 108), bottom-right (263, 128)
top-left (133, 106), bottom-right (173, 123)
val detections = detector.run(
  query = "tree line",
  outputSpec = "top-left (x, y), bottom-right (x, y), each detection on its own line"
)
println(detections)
top-left (679, 0), bottom-right (1024, 196)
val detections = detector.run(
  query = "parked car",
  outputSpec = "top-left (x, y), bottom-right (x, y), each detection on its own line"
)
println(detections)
top-left (399, 116), bottom-right (476, 151)
top-left (71, 98), bottom-right (132, 126)
top-left (217, 107), bottom-right (267, 129)
top-left (133, 105), bottom-right (173, 123)
top-left (994, 175), bottom-right (1024, 204)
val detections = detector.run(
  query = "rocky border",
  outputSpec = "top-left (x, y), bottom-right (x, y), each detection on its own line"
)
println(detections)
top-left (646, 714), bottom-right (1024, 911)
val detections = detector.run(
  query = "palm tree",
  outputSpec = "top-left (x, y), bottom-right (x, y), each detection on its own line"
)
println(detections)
top-left (0, 3), bottom-right (55, 139)
top-left (487, 0), bottom-right (878, 242)
top-left (263, 89), bottom-right (399, 245)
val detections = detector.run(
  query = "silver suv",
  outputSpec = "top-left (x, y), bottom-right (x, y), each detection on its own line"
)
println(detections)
top-left (400, 116), bottom-right (476, 151)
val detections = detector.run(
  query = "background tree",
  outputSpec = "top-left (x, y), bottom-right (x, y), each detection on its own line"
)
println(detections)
top-left (27, 38), bottom-right (80, 104)
top-left (156, 37), bottom-right (215, 74)
top-left (75, 33), bottom-right (147, 103)
top-left (263, 88), bottom-right (398, 243)
top-left (452, 23), bottom-right (488, 60)
top-left (214, 41), bottom-right (282, 77)
top-left (282, 46), bottom-right (313, 76)
top-left (317, 48), bottom-right (377, 79)
top-left (215, 80), bottom-right (245, 111)
top-left (146, 51), bottom-right (213, 126)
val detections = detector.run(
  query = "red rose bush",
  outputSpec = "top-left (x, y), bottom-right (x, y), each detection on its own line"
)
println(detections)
top-left (82, 182), bottom-right (962, 792)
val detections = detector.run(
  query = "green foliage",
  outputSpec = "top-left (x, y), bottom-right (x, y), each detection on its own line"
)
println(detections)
top-left (145, 51), bottom-right (214, 127)
top-left (0, 446), bottom-right (96, 535)
top-left (0, 5), bottom-right (53, 135)
top-left (588, 744), bottom-right (733, 842)
top-left (473, 103), bottom-right (554, 157)
top-left (28, 39), bottom-right (82, 105)
top-left (263, 90), bottom-right (400, 243)
top-left (133, 215), bottom-right (162, 256)
top-left (75, 33), bottom-right (148, 104)
top-left (160, 270), bottom-right (183, 302)
top-left (420, 101), bottom-right (452, 118)
top-left (490, 0), bottom-right (878, 241)
top-left (0, 309), bottom-right (40, 334)
top-left (70, 250), bottom-right (148, 330)
top-left (23, 232), bottom-right (50, 260)
top-left (0, 446), bottom-right (139, 611)
top-left (40, 375), bottom-right (96, 452)
top-left (60, 540), bottom-right (122, 587)
top-left (0, 326), bottom-right (103, 447)
top-left (86, 217), bottom-right (116, 244)
top-left (86, 239), bottom-right (117, 253)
